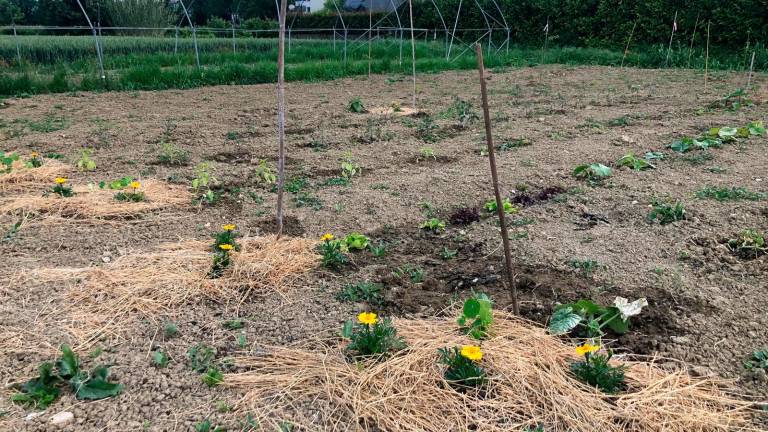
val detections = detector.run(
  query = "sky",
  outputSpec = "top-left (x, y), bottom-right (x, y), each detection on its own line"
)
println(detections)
top-left (306, 0), bottom-right (325, 11)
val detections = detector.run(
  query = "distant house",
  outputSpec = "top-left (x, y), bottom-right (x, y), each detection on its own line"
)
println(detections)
top-left (343, 0), bottom-right (405, 12)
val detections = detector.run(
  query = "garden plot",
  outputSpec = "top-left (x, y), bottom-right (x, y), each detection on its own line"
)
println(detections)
top-left (0, 65), bottom-right (766, 430)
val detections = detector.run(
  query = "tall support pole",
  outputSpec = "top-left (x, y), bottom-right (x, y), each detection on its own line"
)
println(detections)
top-left (490, 0), bottom-right (510, 55)
top-left (391, 0), bottom-right (404, 65)
top-left (177, 0), bottom-right (200, 69)
top-left (75, 0), bottom-right (106, 80)
top-left (447, 0), bottom-right (463, 60)
top-left (276, 0), bottom-right (288, 238)
top-left (174, 26), bottom-right (179, 54)
top-left (687, 13), bottom-right (699, 68)
top-left (429, 0), bottom-right (448, 58)
top-left (330, 0), bottom-right (347, 65)
top-left (12, 22), bottom-right (21, 65)
top-left (333, 25), bottom-right (337, 52)
top-left (408, 0), bottom-right (417, 108)
top-left (475, 43), bottom-right (519, 316)
top-left (745, 51), bottom-right (756, 91)
top-left (665, 11), bottom-right (677, 68)
top-left (621, 20), bottom-right (637, 69)
top-left (704, 21), bottom-right (710, 91)
top-left (368, 0), bottom-right (373, 77)
top-left (231, 13), bottom-right (237, 54)
top-left (541, 17), bottom-right (549, 64)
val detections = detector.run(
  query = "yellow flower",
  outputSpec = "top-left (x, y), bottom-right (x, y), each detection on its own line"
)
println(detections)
top-left (130, 181), bottom-right (141, 190)
top-left (357, 312), bottom-right (378, 326)
top-left (222, 224), bottom-right (236, 231)
top-left (460, 345), bottom-right (483, 362)
top-left (219, 244), bottom-right (233, 251)
top-left (31, 151), bottom-right (39, 158)
top-left (321, 233), bottom-right (334, 242)
top-left (54, 177), bottom-right (67, 185)
top-left (575, 343), bottom-right (600, 356)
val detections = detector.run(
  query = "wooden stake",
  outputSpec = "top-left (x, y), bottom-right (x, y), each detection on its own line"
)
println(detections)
top-left (665, 11), bottom-right (677, 68)
top-left (408, 0), bottom-right (417, 108)
top-left (704, 21), bottom-right (710, 91)
top-left (475, 43), bottom-right (519, 316)
top-left (746, 51), bottom-right (756, 91)
top-left (621, 20), bottom-right (637, 69)
top-left (368, 0), bottom-right (372, 77)
top-left (275, 0), bottom-right (288, 238)
top-left (687, 13), bottom-right (699, 68)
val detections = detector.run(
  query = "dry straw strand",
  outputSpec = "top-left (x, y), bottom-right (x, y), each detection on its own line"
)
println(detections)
top-left (0, 158), bottom-right (71, 193)
top-left (226, 314), bottom-right (757, 432)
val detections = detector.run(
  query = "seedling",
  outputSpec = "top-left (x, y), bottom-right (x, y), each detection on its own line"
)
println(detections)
top-left (696, 186), bottom-right (766, 201)
top-left (336, 282), bottom-right (383, 305)
top-left (51, 177), bottom-right (75, 197)
top-left (441, 97), bottom-right (479, 128)
top-left (418, 147), bottom-right (436, 161)
top-left (484, 198), bottom-right (518, 214)
top-left (157, 142), bottom-right (189, 165)
top-left (727, 229), bottom-right (766, 259)
top-left (549, 297), bottom-right (648, 337)
top-left (187, 343), bottom-right (216, 373)
top-left (744, 350), bottom-right (768, 371)
top-left (457, 293), bottom-right (493, 339)
top-left (347, 97), bottom-right (365, 113)
top-left (647, 200), bottom-right (686, 225)
top-left (341, 312), bottom-right (405, 360)
top-left (253, 159), bottom-right (277, 185)
top-left (370, 241), bottom-right (387, 257)
top-left (569, 259), bottom-right (600, 277)
top-left (223, 319), bottom-right (245, 330)
top-left (210, 224), bottom-right (238, 278)
top-left (420, 218), bottom-right (446, 232)
top-left (440, 247), bottom-right (458, 260)
top-left (573, 163), bottom-right (611, 184)
top-left (202, 368), bottom-right (223, 387)
top-left (1, 152), bottom-right (19, 173)
top-left (191, 162), bottom-right (218, 205)
top-left (152, 350), bottom-right (169, 368)
top-left (114, 181), bottom-right (145, 202)
top-left (392, 265), bottom-right (424, 283)
top-left (341, 152), bottom-right (361, 179)
top-left (76, 148), bottom-right (96, 171)
top-left (438, 346), bottom-right (486, 391)
top-left (571, 344), bottom-right (626, 394)
top-left (616, 153), bottom-right (654, 171)
top-left (343, 233), bottom-right (370, 251)
top-left (27, 151), bottom-right (43, 168)
top-left (163, 322), bottom-right (178, 338)
top-left (11, 345), bottom-right (122, 409)
top-left (318, 233), bottom-right (348, 269)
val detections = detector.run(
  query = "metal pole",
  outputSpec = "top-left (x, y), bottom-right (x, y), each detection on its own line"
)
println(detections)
top-left (175, 27), bottom-right (179, 54)
top-left (74, 0), bottom-right (106, 80)
top-left (177, 0), bottom-right (200, 69)
top-left (276, 0), bottom-right (288, 238)
top-left (231, 14), bottom-right (237, 54)
top-left (704, 21), bottom-right (710, 91)
top-left (408, 0), bottom-right (417, 108)
top-left (665, 11), bottom-right (677, 68)
top-left (12, 23), bottom-right (21, 65)
top-left (368, 0), bottom-right (373, 77)
top-left (621, 20), bottom-right (637, 69)
top-left (475, 43), bottom-right (519, 316)
top-left (746, 51), bottom-right (756, 91)
top-left (447, 0), bottom-right (463, 59)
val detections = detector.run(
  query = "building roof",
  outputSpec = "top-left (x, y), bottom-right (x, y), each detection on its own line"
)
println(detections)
top-left (343, 0), bottom-right (405, 12)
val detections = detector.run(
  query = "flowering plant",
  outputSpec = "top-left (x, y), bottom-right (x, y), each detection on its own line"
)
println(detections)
top-left (341, 312), bottom-right (405, 360)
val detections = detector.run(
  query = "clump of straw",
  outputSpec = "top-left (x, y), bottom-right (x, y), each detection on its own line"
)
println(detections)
top-left (21, 236), bottom-right (318, 348)
top-left (225, 314), bottom-right (756, 432)
top-left (0, 158), bottom-right (71, 194)
top-left (0, 179), bottom-right (190, 219)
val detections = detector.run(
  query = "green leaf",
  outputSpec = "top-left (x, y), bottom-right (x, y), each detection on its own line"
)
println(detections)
top-left (748, 121), bottom-right (766, 136)
top-left (56, 345), bottom-right (79, 379)
top-left (605, 307), bottom-right (630, 334)
top-left (72, 367), bottom-right (123, 400)
top-left (590, 163), bottom-right (612, 177)
top-left (463, 298), bottom-right (481, 318)
top-left (669, 137), bottom-right (693, 153)
top-left (341, 320), bottom-right (353, 338)
top-left (548, 307), bottom-right (583, 335)
top-left (718, 127), bottom-right (738, 138)
top-left (572, 299), bottom-right (603, 316)
top-left (153, 350), bottom-right (169, 368)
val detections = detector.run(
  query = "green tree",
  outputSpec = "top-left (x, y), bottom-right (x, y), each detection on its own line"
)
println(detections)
top-left (0, 0), bottom-right (24, 25)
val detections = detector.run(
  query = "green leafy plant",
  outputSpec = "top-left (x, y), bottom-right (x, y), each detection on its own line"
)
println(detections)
top-left (343, 233), bottom-right (370, 251)
top-left (440, 247), bottom-right (458, 260)
top-left (223, 319), bottom-right (245, 330)
top-left (696, 186), bottom-right (766, 201)
top-left (152, 350), bottom-right (169, 368)
top-left (11, 345), bottom-right (122, 409)
top-left (336, 282), bottom-right (383, 305)
top-left (616, 153), bottom-right (655, 171)
top-left (157, 142), bottom-right (189, 165)
top-left (213, 224), bottom-right (239, 251)
top-left (415, 116), bottom-right (440, 142)
top-left (438, 346), bottom-right (486, 391)
top-left (549, 297), bottom-right (648, 337)
top-left (253, 159), bottom-right (277, 185)
top-left (370, 241), bottom-right (387, 257)
top-left (163, 322), bottom-right (178, 338)
top-left (744, 350), bottom-right (768, 371)
top-left (573, 163), bottom-right (611, 184)
top-left (420, 218), bottom-right (446, 232)
top-left (187, 343), bottom-right (216, 373)
top-left (347, 97), bottom-right (365, 113)
top-left (194, 419), bottom-right (226, 432)
top-left (727, 229), bottom-right (766, 259)
top-left (191, 162), bottom-right (218, 205)
top-left (441, 97), bottom-right (479, 128)
top-left (392, 265), bottom-right (425, 283)
top-left (418, 146), bottom-right (436, 161)
top-left (571, 344), bottom-right (626, 394)
top-left (114, 180), bottom-right (145, 202)
top-left (27, 151), bottom-right (43, 168)
top-left (569, 259), bottom-right (600, 277)
top-left (318, 233), bottom-right (348, 269)
top-left (1, 152), bottom-right (19, 173)
top-left (202, 367), bottom-right (223, 387)
top-left (647, 200), bottom-right (686, 225)
top-left (484, 198), bottom-right (518, 214)
top-left (51, 177), bottom-right (75, 197)
top-left (457, 293), bottom-right (493, 339)
top-left (76, 148), bottom-right (96, 171)
top-left (340, 152), bottom-right (361, 179)
top-left (341, 312), bottom-right (405, 360)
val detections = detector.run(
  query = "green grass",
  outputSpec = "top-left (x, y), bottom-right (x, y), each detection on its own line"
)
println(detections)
top-left (0, 35), bottom-right (766, 97)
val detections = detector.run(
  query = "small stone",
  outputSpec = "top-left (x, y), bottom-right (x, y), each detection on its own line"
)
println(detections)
top-left (101, 256), bottom-right (111, 263)
top-left (50, 412), bottom-right (74, 426)
top-left (25, 412), bottom-right (45, 421)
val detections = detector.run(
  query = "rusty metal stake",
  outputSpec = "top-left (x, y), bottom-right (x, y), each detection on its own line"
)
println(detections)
top-left (475, 43), bottom-right (519, 316)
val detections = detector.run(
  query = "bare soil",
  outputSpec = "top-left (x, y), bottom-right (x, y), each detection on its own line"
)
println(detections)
top-left (1, 65), bottom-right (766, 431)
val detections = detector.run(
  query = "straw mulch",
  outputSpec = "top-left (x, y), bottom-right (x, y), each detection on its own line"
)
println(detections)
top-left (0, 159), bottom-right (71, 193)
top-left (18, 236), bottom-right (318, 348)
top-left (0, 179), bottom-right (191, 218)
top-left (225, 314), bottom-right (758, 432)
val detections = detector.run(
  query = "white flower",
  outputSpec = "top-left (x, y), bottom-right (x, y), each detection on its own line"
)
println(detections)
top-left (613, 297), bottom-right (648, 320)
